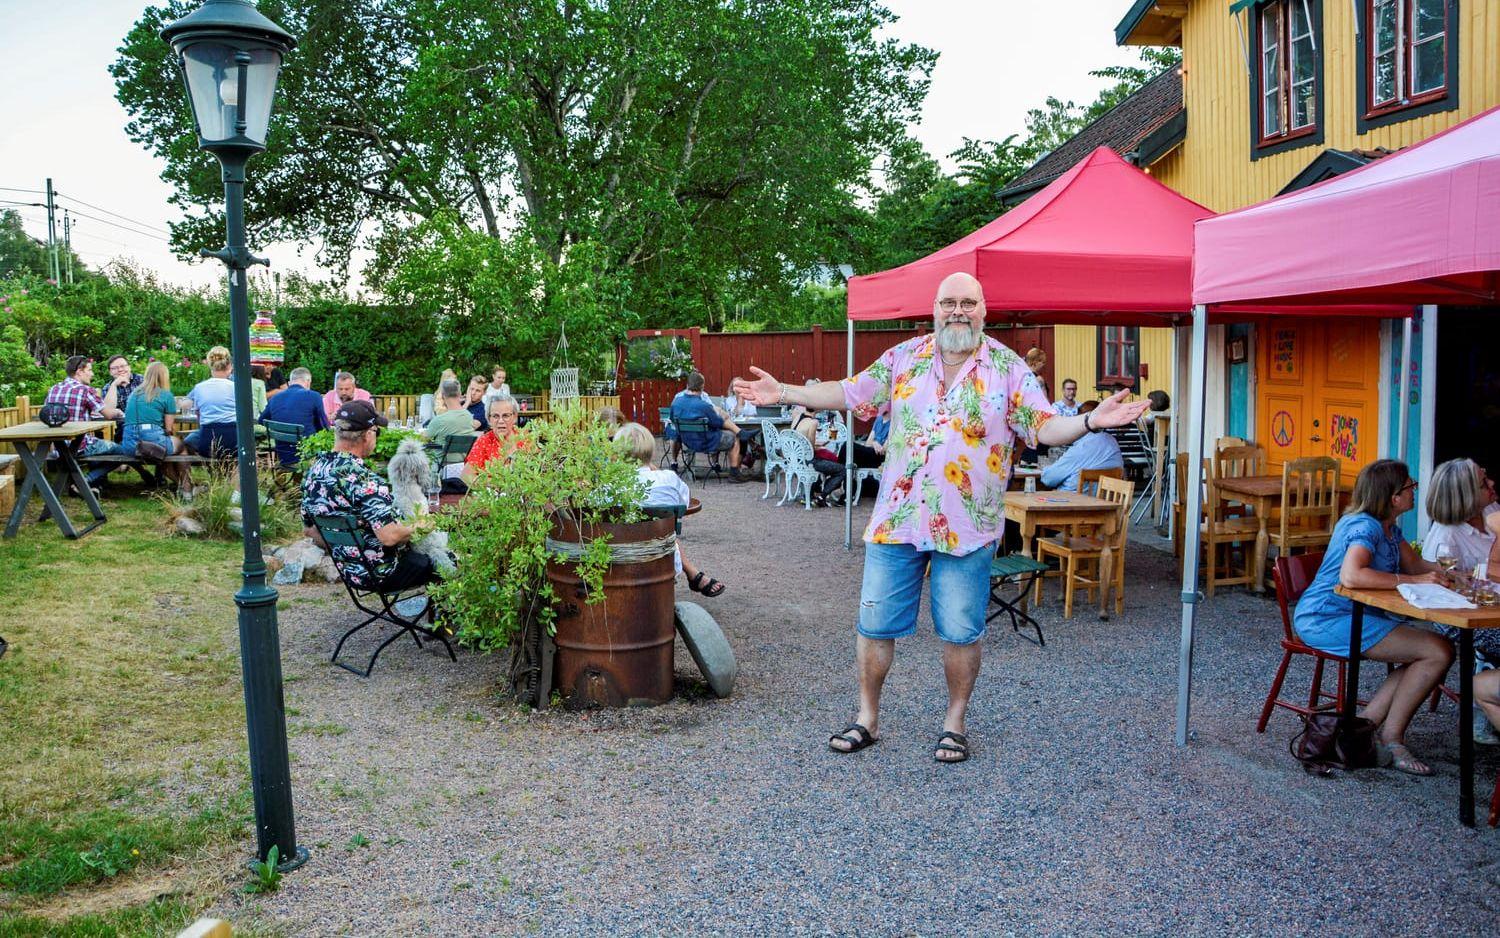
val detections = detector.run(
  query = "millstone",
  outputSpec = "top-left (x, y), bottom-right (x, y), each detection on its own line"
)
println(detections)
top-left (674, 601), bottom-right (736, 698)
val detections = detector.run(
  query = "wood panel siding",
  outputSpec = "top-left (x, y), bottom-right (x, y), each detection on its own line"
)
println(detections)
top-left (1153, 0), bottom-right (1499, 211)
top-left (1054, 326), bottom-right (1175, 402)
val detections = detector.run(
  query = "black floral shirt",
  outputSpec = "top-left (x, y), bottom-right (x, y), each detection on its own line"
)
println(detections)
top-left (300, 451), bottom-right (401, 586)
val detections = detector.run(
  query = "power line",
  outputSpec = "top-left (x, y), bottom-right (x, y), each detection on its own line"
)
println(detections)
top-left (0, 186), bottom-right (46, 195)
top-left (57, 207), bottom-right (170, 242)
top-left (54, 191), bottom-right (172, 236)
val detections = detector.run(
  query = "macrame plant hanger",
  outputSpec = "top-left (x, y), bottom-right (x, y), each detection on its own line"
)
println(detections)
top-left (549, 321), bottom-right (580, 404)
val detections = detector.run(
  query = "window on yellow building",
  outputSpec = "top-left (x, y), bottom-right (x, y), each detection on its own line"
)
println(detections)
top-left (1256, 0), bottom-right (1319, 146)
top-left (1362, 0), bottom-right (1456, 124)
top-left (1098, 326), bottom-right (1139, 389)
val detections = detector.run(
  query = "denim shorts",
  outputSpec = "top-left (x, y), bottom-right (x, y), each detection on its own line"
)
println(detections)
top-left (121, 423), bottom-right (177, 456)
top-left (857, 540), bottom-right (998, 646)
top-left (186, 422), bottom-right (237, 458)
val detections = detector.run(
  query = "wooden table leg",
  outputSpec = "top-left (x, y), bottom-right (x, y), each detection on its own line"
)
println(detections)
top-left (1098, 545), bottom-right (1113, 619)
top-left (1253, 496), bottom-right (1269, 594)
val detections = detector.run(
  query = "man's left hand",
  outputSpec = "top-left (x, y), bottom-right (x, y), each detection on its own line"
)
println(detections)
top-left (1089, 389), bottom-right (1150, 428)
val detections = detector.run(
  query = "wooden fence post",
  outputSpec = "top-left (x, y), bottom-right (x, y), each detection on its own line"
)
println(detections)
top-left (811, 325), bottom-right (825, 378)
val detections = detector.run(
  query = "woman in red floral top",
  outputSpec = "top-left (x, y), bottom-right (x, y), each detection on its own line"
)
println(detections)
top-left (462, 395), bottom-right (529, 484)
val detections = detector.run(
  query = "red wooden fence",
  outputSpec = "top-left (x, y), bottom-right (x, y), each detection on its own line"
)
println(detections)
top-left (619, 325), bottom-right (1054, 432)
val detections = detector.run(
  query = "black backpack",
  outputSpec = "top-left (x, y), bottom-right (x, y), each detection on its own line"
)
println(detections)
top-left (37, 402), bottom-right (70, 428)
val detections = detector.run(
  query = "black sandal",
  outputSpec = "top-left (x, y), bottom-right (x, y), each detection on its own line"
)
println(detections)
top-left (829, 723), bottom-right (878, 753)
top-left (934, 731), bottom-right (969, 763)
top-left (688, 571), bottom-right (727, 598)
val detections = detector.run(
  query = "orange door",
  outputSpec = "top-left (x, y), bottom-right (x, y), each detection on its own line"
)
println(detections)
top-left (1257, 319), bottom-right (1381, 475)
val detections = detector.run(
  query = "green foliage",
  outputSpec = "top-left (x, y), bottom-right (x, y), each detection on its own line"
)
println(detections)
top-left (0, 324), bottom-right (49, 406)
top-left (244, 845), bottom-right (283, 895)
top-left (275, 299), bottom-right (438, 395)
top-left (296, 426), bottom-right (426, 474)
top-left (0, 209), bottom-right (90, 281)
top-left (163, 466), bottom-right (303, 543)
top-left (621, 335), bottom-right (695, 381)
top-left (431, 406), bottom-right (645, 652)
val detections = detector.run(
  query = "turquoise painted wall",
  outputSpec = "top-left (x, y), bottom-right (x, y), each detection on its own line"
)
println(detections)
top-left (1388, 312), bottom-right (1424, 541)
top-left (1227, 323), bottom-right (1251, 439)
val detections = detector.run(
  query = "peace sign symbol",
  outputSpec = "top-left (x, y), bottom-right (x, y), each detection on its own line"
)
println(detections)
top-left (1272, 411), bottom-right (1294, 448)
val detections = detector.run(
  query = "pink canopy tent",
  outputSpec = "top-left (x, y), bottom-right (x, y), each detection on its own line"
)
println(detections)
top-left (1175, 106), bottom-right (1500, 809)
top-left (847, 146), bottom-right (1213, 325)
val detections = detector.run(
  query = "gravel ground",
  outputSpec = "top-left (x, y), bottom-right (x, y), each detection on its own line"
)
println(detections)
top-left (222, 481), bottom-right (1500, 936)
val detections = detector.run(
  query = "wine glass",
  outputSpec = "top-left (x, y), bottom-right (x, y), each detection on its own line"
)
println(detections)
top-left (1436, 548), bottom-right (1458, 577)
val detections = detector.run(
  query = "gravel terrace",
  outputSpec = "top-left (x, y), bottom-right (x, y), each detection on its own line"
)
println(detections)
top-left (223, 480), bottom-right (1500, 936)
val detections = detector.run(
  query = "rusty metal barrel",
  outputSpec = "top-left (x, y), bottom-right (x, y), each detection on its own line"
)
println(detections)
top-left (545, 514), bottom-right (678, 708)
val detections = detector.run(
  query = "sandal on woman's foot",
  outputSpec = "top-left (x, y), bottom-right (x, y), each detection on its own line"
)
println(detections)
top-left (829, 723), bottom-right (878, 753)
top-left (934, 731), bottom-right (969, 763)
top-left (1380, 742), bottom-right (1434, 776)
top-left (687, 571), bottom-right (726, 597)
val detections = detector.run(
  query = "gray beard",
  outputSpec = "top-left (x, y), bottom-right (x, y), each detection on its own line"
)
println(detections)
top-left (937, 321), bottom-right (981, 354)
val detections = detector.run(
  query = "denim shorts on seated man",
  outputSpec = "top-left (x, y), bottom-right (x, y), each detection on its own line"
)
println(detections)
top-left (857, 540), bottom-right (998, 645)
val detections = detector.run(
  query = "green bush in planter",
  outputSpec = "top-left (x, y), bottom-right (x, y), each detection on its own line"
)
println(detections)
top-left (430, 406), bottom-right (646, 652)
top-left (296, 425), bottom-right (425, 473)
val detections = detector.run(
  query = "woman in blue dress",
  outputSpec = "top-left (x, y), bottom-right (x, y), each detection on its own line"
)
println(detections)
top-left (1293, 459), bottom-right (1455, 775)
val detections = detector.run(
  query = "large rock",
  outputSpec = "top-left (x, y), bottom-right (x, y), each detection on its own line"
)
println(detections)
top-left (175, 516), bottom-right (205, 536)
top-left (279, 538), bottom-right (327, 570)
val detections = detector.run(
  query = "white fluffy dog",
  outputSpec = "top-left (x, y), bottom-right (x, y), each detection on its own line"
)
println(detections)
top-left (386, 438), bottom-right (457, 577)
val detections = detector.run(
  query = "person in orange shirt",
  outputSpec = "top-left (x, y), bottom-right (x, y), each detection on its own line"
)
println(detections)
top-left (461, 394), bottom-right (528, 484)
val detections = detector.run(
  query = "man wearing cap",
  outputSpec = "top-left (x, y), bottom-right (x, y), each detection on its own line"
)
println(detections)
top-left (301, 400), bottom-right (437, 591)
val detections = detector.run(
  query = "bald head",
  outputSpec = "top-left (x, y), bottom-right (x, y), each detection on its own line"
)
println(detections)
top-left (934, 273), bottom-right (985, 355)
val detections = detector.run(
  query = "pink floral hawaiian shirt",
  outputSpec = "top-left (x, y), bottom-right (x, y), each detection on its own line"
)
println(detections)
top-left (841, 334), bottom-right (1054, 556)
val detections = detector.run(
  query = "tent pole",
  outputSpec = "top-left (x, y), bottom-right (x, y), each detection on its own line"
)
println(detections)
top-left (1176, 304), bottom-right (1210, 746)
top-left (1396, 314), bottom-right (1413, 462)
top-left (1417, 305), bottom-right (1438, 537)
top-left (845, 318), bottom-right (855, 551)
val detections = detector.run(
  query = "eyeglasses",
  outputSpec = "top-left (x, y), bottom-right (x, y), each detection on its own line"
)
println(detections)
top-left (1399, 480), bottom-right (1418, 494)
top-left (937, 298), bottom-right (980, 312)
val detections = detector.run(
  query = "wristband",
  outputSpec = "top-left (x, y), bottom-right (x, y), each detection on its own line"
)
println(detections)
top-left (777, 382), bottom-right (787, 406)
top-left (1083, 411), bottom-right (1093, 433)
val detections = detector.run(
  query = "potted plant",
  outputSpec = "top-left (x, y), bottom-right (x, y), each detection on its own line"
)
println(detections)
top-left (296, 425), bottom-right (425, 474)
top-left (431, 407), bottom-right (680, 707)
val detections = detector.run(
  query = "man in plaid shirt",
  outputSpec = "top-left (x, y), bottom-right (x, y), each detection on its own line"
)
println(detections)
top-left (45, 355), bottom-right (123, 484)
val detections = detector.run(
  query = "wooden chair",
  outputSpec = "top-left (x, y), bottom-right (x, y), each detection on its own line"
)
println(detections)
top-left (1201, 465), bottom-right (1260, 596)
top-left (1036, 476), bottom-right (1133, 619)
top-left (1172, 452), bottom-right (1190, 558)
top-left (1213, 443), bottom-right (1265, 482)
top-left (1268, 456), bottom-right (1340, 561)
top-left (1258, 552), bottom-right (1351, 732)
top-left (1077, 466), bottom-right (1125, 496)
top-left (1215, 435), bottom-right (1248, 451)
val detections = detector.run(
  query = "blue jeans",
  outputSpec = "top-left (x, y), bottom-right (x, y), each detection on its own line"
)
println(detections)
top-left (857, 540), bottom-right (998, 645)
top-left (121, 423), bottom-right (178, 458)
top-left (186, 422), bottom-right (237, 459)
top-left (80, 438), bottom-right (122, 484)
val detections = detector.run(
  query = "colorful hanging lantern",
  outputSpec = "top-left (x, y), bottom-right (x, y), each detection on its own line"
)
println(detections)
top-left (249, 310), bottom-right (284, 367)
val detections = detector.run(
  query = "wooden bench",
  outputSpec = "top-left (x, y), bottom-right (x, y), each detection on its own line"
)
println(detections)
top-left (79, 451), bottom-right (217, 489)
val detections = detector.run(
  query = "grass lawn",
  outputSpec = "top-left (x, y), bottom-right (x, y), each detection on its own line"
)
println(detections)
top-left (0, 482), bottom-right (275, 935)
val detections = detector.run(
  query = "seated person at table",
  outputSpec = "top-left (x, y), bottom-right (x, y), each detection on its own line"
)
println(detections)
top-left (302, 401), bottom-right (438, 591)
top-left (461, 395), bottom-right (529, 484)
top-left (669, 371), bottom-right (753, 481)
top-left (424, 379), bottom-right (481, 447)
top-left (264, 366), bottom-right (287, 399)
top-left (1293, 459), bottom-right (1455, 776)
top-left (787, 379), bottom-right (833, 449)
top-left (482, 365), bottom-right (511, 408)
top-left (1052, 378), bottom-right (1080, 417)
top-left (464, 375), bottom-right (490, 425)
top-left (431, 368), bottom-right (458, 415)
top-left (120, 362), bottom-right (191, 494)
top-left (615, 423), bottom-right (727, 597)
top-left (810, 414), bottom-right (889, 507)
top-left (249, 365), bottom-right (269, 419)
top-left (46, 355), bottom-right (122, 485)
top-left (1420, 458), bottom-right (1500, 744)
top-left (98, 354), bottom-right (142, 441)
top-left (259, 367), bottom-right (330, 467)
top-left (185, 347), bottom-right (239, 458)
top-left (1040, 400), bottom-right (1122, 492)
top-left (322, 371), bottom-right (372, 421)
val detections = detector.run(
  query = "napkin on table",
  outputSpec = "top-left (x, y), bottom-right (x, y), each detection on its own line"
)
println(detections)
top-left (1396, 582), bottom-right (1476, 610)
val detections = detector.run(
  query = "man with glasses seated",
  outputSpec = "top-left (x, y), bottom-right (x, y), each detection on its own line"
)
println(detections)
top-left (301, 400), bottom-right (437, 592)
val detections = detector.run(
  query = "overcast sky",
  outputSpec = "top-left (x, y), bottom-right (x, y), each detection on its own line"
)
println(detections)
top-left (0, 0), bottom-right (1143, 289)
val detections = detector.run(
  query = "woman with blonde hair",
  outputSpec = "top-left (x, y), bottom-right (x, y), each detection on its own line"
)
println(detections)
top-left (1293, 459), bottom-right (1455, 774)
top-left (615, 422), bottom-right (726, 597)
top-left (432, 368), bottom-right (458, 415)
top-left (121, 361), bottom-right (191, 493)
top-left (185, 346), bottom-right (238, 458)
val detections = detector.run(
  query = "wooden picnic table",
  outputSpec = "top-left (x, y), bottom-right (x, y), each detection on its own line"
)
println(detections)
top-left (0, 420), bottom-right (113, 539)
top-left (1003, 490), bottom-right (1121, 617)
top-left (1335, 585), bottom-right (1500, 827)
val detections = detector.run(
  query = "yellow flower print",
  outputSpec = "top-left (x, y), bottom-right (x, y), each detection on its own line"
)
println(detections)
top-left (961, 422), bottom-right (985, 448)
top-left (1010, 390), bottom-right (1024, 409)
top-left (970, 375), bottom-right (985, 394)
top-left (944, 461), bottom-right (964, 486)
top-left (946, 530), bottom-right (959, 551)
top-left (986, 452), bottom-right (1003, 475)
top-left (894, 381), bottom-right (915, 401)
top-left (957, 454), bottom-right (973, 471)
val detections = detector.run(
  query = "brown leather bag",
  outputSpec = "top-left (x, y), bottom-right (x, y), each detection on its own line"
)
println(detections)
top-left (1291, 712), bottom-right (1380, 776)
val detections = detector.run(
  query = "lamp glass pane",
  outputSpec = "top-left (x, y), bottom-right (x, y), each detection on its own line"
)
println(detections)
top-left (180, 43), bottom-right (282, 146)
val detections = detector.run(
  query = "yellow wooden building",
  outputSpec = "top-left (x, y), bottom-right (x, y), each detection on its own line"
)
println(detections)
top-left (1022, 0), bottom-right (1498, 479)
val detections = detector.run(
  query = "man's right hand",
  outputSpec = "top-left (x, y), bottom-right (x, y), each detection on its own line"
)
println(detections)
top-left (732, 366), bottom-right (781, 406)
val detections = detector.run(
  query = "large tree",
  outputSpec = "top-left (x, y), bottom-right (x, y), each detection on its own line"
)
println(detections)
top-left (113, 0), bottom-right (933, 343)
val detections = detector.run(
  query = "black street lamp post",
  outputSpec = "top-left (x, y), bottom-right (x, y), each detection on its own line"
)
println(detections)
top-left (161, 0), bottom-right (306, 871)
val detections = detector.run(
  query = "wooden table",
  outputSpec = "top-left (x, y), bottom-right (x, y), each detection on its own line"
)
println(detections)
top-left (1212, 475), bottom-right (1282, 594)
top-left (0, 420), bottom-right (113, 539)
top-left (1335, 585), bottom-right (1500, 826)
top-left (1004, 490), bottom-right (1121, 617)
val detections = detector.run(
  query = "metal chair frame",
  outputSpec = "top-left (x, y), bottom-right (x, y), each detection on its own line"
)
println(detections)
top-left (672, 416), bottom-right (728, 483)
top-left (775, 430), bottom-right (818, 510)
top-left (313, 514), bottom-right (457, 678)
top-left (988, 553), bottom-right (1050, 646)
top-left (759, 419), bottom-right (788, 500)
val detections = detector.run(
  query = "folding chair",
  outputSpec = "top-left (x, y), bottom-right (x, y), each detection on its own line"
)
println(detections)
top-left (312, 514), bottom-right (457, 677)
top-left (672, 417), bottom-right (727, 483)
top-left (658, 407), bottom-right (677, 463)
top-left (988, 552), bottom-right (1049, 646)
top-left (262, 419), bottom-right (306, 471)
top-left (426, 433), bottom-right (477, 490)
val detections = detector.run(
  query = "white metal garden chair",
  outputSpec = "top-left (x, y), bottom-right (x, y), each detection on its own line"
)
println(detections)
top-left (759, 419), bottom-right (787, 500)
top-left (776, 430), bottom-right (818, 510)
